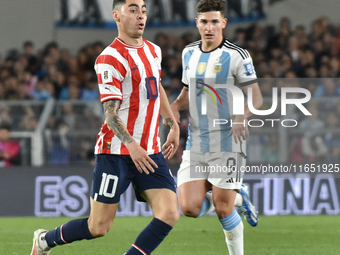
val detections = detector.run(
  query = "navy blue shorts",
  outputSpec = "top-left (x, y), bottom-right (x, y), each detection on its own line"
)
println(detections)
top-left (90, 152), bottom-right (177, 204)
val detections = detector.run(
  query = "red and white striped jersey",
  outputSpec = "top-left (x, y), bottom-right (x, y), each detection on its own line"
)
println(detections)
top-left (94, 38), bottom-right (162, 155)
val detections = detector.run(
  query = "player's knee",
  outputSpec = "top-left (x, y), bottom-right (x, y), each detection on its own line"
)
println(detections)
top-left (214, 202), bottom-right (234, 219)
top-left (88, 220), bottom-right (112, 237)
top-left (179, 204), bottom-right (200, 218)
top-left (157, 208), bottom-right (180, 227)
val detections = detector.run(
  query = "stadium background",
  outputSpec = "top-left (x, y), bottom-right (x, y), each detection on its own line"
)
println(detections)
top-left (0, 0), bottom-right (340, 219)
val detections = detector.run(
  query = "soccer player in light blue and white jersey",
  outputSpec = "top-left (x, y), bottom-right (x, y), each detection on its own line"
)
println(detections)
top-left (169, 0), bottom-right (263, 254)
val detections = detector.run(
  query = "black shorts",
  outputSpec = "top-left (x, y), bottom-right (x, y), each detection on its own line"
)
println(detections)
top-left (90, 152), bottom-right (177, 204)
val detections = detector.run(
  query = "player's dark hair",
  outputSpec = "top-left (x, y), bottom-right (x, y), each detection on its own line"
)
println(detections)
top-left (196, 0), bottom-right (225, 16)
top-left (112, 0), bottom-right (126, 11)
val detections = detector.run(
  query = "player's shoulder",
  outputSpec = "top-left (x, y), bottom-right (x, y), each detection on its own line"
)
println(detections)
top-left (221, 38), bottom-right (251, 60)
top-left (143, 39), bottom-right (160, 49)
top-left (184, 40), bottom-right (201, 51)
top-left (97, 42), bottom-right (119, 58)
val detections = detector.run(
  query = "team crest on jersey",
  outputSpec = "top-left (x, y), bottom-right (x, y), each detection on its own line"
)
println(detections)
top-left (197, 62), bottom-right (206, 75)
top-left (154, 57), bottom-right (161, 70)
top-left (107, 142), bottom-right (111, 150)
top-left (213, 62), bottom-right (222, 74)
top-left (244, 62), bottom-right (255, 76)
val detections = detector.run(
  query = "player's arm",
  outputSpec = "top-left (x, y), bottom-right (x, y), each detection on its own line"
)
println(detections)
top-left (103, 99), bottom-right (158, 174)
top-left (159, 84), bottom-right (180, 159)
top-left (229, 82), bottom-right (263, 143)
top-left (167, 48), bottom-right (190, 124)
top-left (242, 82), bottom-right (263, 119)
top-left (169, 86), bottom-right (189, 123)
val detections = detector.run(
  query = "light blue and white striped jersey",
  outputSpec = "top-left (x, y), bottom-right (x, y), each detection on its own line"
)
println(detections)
top-left (182, 38), bottom-right (257, 153)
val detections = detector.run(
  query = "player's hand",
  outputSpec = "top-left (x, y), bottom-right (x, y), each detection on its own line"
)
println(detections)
top-left (162, 122), bottom-right (180, 159)
top-left (228, 115), bottom-right (249, 144)
top-left (126, 141), bottom-right (158, 174)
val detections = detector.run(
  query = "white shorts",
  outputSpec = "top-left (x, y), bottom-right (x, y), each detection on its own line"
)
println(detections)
top-left (177, 150), bottom-right (246, 190)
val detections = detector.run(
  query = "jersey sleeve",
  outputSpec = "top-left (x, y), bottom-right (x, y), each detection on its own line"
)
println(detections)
top-left (181, 48), bottom-right (189, 86)
top-left (95, 50), bottom-right (127, 103)
top-left (234, 50), bottom-right (257, 87)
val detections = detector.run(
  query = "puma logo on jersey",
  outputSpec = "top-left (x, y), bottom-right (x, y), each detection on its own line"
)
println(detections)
top-left (131, 64), bottom-right (138, 71)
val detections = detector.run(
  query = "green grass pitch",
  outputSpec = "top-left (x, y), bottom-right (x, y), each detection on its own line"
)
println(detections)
top-left (1, 215), bottom-right (339, 255)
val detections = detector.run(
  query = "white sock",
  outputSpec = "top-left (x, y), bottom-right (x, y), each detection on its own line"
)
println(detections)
top-left (234, 193), bottom-right (243, 207)
top-left (219, 208), bottom-right (244, 255)
top-left (223, 221), bottom-right (244, 255)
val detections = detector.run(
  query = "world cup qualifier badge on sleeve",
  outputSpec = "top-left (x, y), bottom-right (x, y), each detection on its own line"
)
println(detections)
top-left (244, 62), bottom-right (255, 76)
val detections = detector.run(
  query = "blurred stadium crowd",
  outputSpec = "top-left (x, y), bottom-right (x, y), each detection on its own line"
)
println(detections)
top-left (0, 16), bottom-right (339, 166)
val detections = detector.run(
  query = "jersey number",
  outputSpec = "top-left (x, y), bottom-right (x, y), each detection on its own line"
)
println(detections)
top-left (99, 173), bottom-right (118, 198)
top-left (145, 76), bottom-right (158, 99)
top-left (227, 157), bottom-right (236, 176)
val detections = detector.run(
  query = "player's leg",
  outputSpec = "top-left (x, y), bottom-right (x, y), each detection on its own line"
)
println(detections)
top-left (178, 179), bottom-right (213, 217)
top-left (124, 152), bottom-right (178, 255)
top-left (30, 199), bottom-right (118, 255)
top-left (124, 188), bottom-right (179, 255)
top-left (87, 198), bottom-right (118, 237)
top-left (207, 152), bottom-right (245, 255)
top-left (30, 154), bottom-right (129, 255)
top-left (213, 187), bottom-right (244, 255)
top-left (177, 150), bottom-right (213, 217)
top-left (144, 188), bottom-right (179, 226)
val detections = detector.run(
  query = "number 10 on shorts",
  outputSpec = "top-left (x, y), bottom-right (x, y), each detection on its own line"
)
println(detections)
top-left (98, 173), bottom-right (118, 198)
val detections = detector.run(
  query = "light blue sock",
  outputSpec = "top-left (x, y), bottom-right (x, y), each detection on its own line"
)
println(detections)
top-left (196, 196), bottom-right (211, 218)
top-left (219, 208), bottom-right (241, 231)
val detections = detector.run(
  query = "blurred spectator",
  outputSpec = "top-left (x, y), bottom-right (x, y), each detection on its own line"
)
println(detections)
top-left (75, 139), bottom-right (95, 165)
top-left (0, 123), bottom-right (20, 167)
top-left (81, 75), bottom-right (99, 100)
top-left (314, 79), bottom-right (340, 97)
top-left (19, 106), bottom-right (38, 131)
top-left (32, 80), bottom-right (53, 100)
top-left (262, 135), bottom-right (280, 163)
top-left (45, 116), bottom-right (71, 164)
top-left (0, 105), bottom-right (12, 126)
top-left (74, 106), bottom-right (102, 130)
top-left (324, 112), bottom-right (340, 161)
top-left (58, 75), bottom-right (82, 100)
top-left (61, 103), bottom-right (76, 130)
top-left (299, 103), bottom-right (328, 162)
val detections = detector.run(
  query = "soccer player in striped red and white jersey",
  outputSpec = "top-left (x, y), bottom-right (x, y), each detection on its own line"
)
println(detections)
top-left (30, 1), bottom-right (179, 255)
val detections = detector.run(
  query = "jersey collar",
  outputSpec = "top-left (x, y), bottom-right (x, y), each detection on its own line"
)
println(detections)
top-left (116, 38), bottom-right (145, 48)
top-left (199, 37), bottom-right (225, 53)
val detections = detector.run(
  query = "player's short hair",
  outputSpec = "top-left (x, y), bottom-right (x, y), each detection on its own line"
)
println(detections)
top-left (112, 0), bottom-right (126, 11)
top-left (196, 0), bottom-right (225, 16)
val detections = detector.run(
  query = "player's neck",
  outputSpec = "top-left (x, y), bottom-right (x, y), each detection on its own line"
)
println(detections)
top-left (201, 36), bottom-right (223, 52)
top-left (118, 34), bottom-right (144, 46)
